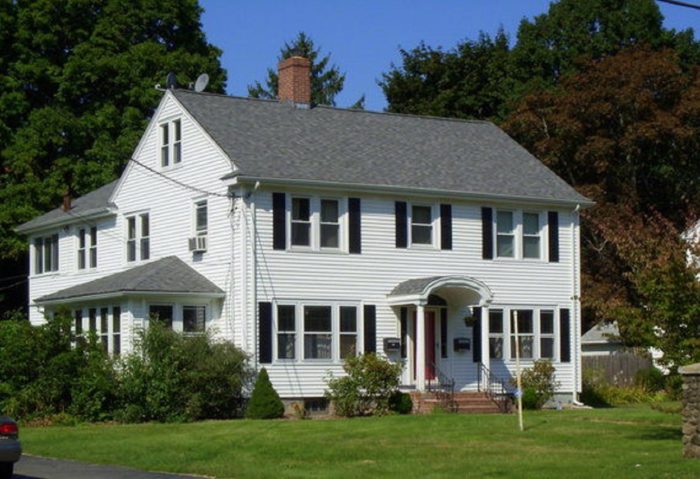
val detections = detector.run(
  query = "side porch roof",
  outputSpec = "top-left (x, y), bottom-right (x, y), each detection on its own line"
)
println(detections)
top-left (35, 256), bottom-right (224, 304)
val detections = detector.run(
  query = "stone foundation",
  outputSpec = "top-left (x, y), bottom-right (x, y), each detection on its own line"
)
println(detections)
top-left (679, 363), bottom-right (700, 458)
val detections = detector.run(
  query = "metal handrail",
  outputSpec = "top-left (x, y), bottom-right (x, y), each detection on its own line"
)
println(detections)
top-left (477, 363), bottom-right (513, 413)
top-left (426, 360), bottom-right (457, 412)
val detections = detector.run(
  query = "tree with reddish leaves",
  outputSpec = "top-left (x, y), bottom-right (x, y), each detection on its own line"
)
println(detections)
top-left (504, 47), bottom-right (700, 368)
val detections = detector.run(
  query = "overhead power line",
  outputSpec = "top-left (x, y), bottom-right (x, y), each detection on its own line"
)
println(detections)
top-left (657, 0), bottom-right (700, 11)
top-left (128, 157), bottom-right (233, 198)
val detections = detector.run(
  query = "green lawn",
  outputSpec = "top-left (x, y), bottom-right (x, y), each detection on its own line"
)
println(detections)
top-left (20, 406), bottom-right (699, 479)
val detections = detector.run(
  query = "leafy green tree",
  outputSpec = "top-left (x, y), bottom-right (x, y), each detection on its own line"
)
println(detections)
top-left (245, 368), bottom-right (284, 419)
top-left (0, 0), bottom-right (226, 314)
top-left (248, 31), bottom-right (353, 106)
top-left (380, 30), bottom-right (514, 121)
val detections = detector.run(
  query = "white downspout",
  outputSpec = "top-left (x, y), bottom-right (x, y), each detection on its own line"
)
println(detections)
top-left (571, 204), bottom-right (584, 405)
top-left (249, 181), bottom-right (260, 371)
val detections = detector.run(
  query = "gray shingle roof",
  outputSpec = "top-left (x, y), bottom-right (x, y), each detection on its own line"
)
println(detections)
top-left (16, 180), bottom-right (118, 233)
top-left (173, 90), bottom-right (591, 205)
top-left (390, 276), bottom-right (446, 297)
top-left (36, 256), bottom-right (224, 303)
top-left (581, 322), bottom-right (621, 344)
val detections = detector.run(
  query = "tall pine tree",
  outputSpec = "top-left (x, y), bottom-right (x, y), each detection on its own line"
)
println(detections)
top-left (248, 32), bottom-right (356, 107)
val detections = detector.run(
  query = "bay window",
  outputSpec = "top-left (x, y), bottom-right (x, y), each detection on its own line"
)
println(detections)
top-left (149, 305), bottom-right (173, 329)
top-left (100, 307), bottom-right (109, 351)
top-left (183, 305), bottom-right (206, 334)
top-left (112, 306), bottom-right (121, 356)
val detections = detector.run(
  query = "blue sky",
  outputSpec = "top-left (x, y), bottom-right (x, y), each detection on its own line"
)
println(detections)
top-left (200, 0), bottom-right (698, 111)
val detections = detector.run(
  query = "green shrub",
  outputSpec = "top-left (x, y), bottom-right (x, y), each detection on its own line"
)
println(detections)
top-left (521, 387), bottom-right (541, 410)
top-left (634, 367), bottom-right (666, 392)
top-left (69, 336), bottom-right (118, 421)
top-left (664, 373), bottom-right (684, 400)
top-left (117, 323), bottom-right (251, 422)
top-left (581, 369), bottom-right (654, 407)
top-left (512, 359), bottom-right (559, 409)
top-left (245, 368), bottom-right (285, 419)
top-left (388, 391), bottom-right (413, 414)
top-left (325, 353), bottom-right (403, 417)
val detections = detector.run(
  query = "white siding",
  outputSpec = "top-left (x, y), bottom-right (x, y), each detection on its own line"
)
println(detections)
top-left (251, 188), bottom-right (581, 397)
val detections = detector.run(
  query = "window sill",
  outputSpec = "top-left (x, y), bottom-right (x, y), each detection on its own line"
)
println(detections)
top-left (160, 163), bottom-right (184, 172)
top-left (286, 247), bottom-right (348, 255)
top-left (31, 271), bottom-right (60, 279)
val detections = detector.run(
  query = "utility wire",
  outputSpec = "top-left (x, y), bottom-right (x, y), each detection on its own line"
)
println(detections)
top-left (128, 157), bottom-right (233, 198)
top-left (0, 278), bottom-right (28, 292)
top-left (0, 273), bottom-right (29, 283)
top-left (657, 0), bottom-right (700, 10)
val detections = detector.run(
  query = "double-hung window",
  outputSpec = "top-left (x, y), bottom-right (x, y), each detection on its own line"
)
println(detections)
top-left (411, 205), bottom-right (433, 245)
top-left (126, 213), bottom-right (150, 262)
top-left (539, 310), bottom-right (555, 359)
top-left (89, 308), bottom-right (97, 334)
top-left (112, 306), bottom-right (121, 356)
top-left (100, 307), bottom-right (109, 351)
top-left (320, 199), bottom-right (340, 248)
top-left (304, 306), bottom-right (332, 360)
top-left (496, 211), bottom-right (515, 258)
top-left (339, 306), bottom-right (358, 359)
top-left (488, 309), bottom-right (504, 359)
top-left (291, 197), bottom-right (311, 247)
top-left (510, 310), bottom-right (534, 359)
top-left (277, 305), bottom-right (296, 360)
top-left (195, 200), bottom-right (208, 236)
top-left (160, 119), bottom-right (182, 167)
top-left (183, 305), bottom-right (206, 333)
top-left (34, 234), bottom-right (59, 274)
top-left (522, 212), bottom-right (541, 259)
top-left (78, 227), bottom-right (97, 270)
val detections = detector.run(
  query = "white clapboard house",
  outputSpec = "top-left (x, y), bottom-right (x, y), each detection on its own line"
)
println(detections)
top-left (17, 56), bottom-right (593, 409)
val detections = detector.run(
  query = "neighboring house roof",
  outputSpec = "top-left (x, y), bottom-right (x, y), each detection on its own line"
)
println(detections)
top-left (581, 322), bottom-right (622, 345)
top-left (173, 90), bottom-right (592, 206)
top-left (16, 180), bottom-right (118, 234)
top-left (35, 256), bottom-right (224, 303)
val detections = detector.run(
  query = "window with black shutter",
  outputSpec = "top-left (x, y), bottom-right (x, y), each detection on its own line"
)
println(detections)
top-left (482, 207), bottom-right (493, 259)
top-left (395, 202), bottom-right (407, 248)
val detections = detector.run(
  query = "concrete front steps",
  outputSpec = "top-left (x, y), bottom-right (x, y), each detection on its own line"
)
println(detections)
top-left (410, 391), bottom-right (510, 414)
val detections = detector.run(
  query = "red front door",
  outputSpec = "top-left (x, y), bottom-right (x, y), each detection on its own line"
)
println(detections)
top-left (425, 312), bottom-right (436, 380)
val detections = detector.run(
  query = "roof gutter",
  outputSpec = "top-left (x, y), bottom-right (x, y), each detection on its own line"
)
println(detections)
top-left (222, 174), bottom-right (595, 209)
top-left (15, 206), bottom-right (118, 235)
top-left (35, 289), bottom-right (226, 306)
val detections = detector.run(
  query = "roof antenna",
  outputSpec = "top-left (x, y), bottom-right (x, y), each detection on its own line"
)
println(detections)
top-left (165, 72), bottom-right (177, 90)
top-left (194, 73), bottom-right (210, 92)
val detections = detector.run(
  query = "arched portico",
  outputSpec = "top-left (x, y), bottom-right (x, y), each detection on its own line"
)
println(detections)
top-left (387, 275), bottom-right (494, 391)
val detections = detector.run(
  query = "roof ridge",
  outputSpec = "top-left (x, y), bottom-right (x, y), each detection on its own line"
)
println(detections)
top-left (171, 88), bottom-right (494, 125)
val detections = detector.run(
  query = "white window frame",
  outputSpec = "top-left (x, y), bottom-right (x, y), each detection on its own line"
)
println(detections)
top-left (273, 301), bottom-right (362, 363)
top-left (496, 305), bottom-right (561, 362)
top-left (182, 304), bottom-right (207, 335)
top-left (488, 309), bottom-right (504, 360)
top-left (77, 226), bottom-right (97, 270)
top-left (339, 305), bottom-right (359, 359)
top-left (287, 196), bottom-right (347, 252)
top-left (125, 212), bottom-right (150, 263)
top-left (159, 118), bottom-right (183, 168)
top-left (194, 199), bottom-right (208, 237)
top-left (33, 233), bottom-right (59, 275)
top-left (275, 304), bottom-right (297, 361)
top-left (495, 209), bottom-right (516, 259)
top-left (319, 198), bottom-right (341, 250)
top-left (408, 203), bottom-right (436, 248)
top-left (522, 211), bottom-right (543, 260)
top-left (538, 310), bottom-right (557, 360)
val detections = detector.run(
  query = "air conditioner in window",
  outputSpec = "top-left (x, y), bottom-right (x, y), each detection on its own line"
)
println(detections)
top-left (188, 236), bottom-right (207, 253)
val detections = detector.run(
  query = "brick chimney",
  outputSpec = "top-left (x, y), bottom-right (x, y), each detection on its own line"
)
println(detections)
top-left (62, 190), bottom-right (72, 212)
top-left (278, 56), bottom-right (311, 105)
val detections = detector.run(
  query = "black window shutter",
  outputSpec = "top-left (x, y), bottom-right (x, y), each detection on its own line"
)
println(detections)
top-left (473, 307), bottom-right (482, 362)
top-left (440, 204), bottom-right (452, 250)
top-left (395, 201), bottom-right (407, 248)
top-left (440, 308), bottom-right (448, 358)
top-left (258, 302), bottom-right (273, 364)
top-left (348, 197), bottom-right (361, 254)
top-left (548, 211), bottom-right (560, 263)
top-left (364, 305), bottom-right (377, 353)
top-left (481, 207), bottom-right (493, 260)
top-left (272, 193), bottom-right (286, 250)
top-left (400, 307), bottom-right (407, 359)
top-left (560, 308), bottom-right (571, 363)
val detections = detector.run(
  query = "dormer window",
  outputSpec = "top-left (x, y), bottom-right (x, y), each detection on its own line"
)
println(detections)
top-left (160, 119), bottom-right (182, 167)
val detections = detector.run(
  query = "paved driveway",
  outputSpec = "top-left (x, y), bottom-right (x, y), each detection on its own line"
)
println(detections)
top-left (13, 455), bottom-right (208, 479)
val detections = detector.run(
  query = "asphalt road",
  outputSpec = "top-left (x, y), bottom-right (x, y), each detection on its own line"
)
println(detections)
top-left (13, 455), bottom-right (208, 479)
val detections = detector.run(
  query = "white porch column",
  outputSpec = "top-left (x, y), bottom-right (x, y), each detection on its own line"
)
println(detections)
top-left (416, 302), bottom-right (426, 391)
top-left (481, 306), bottom-right (490, 389)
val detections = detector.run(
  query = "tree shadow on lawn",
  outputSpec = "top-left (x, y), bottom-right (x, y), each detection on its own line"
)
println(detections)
top-left (634, 425), bottom-right (682, 441)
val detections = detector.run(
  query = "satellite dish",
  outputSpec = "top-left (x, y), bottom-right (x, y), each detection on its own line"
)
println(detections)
top-left (165, 72), bottom-right (177, 90)
top-left (194, 73), bottom-right (209, 92)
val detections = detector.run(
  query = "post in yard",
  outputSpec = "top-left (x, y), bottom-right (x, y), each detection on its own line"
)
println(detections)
top-left (514, 310), bottom-right (524, 431)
